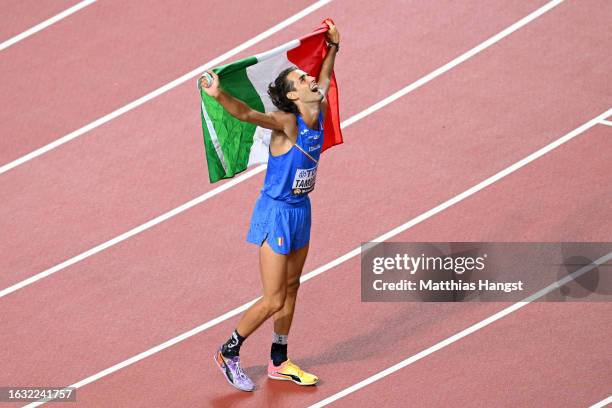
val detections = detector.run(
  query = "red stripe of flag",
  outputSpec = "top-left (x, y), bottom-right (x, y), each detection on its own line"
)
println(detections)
top-left (287, 20), bottom-right (343, 152)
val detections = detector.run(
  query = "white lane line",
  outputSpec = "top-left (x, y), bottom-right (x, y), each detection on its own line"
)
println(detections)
top-left (0, 0), bottom-right (332, 175)
top-left (23, 107), bottom-right (612, 406)
top-left (0, 0), bottom-right (566, 298)
top-left (0, 0), bottom-right (97, 51)
top-left (308, 252), bottom-right (612, 408)
top-left (590, 396), bottom-right (612, 408)
top-left (599, 119), bottom-right (612, 126)
top-left (340, 0), bottom-right (564, 128)
top-left (0, 165), bottom-right (265, 300)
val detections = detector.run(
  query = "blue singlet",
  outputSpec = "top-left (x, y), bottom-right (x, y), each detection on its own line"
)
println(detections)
top-left (261, 111), bottom-right (324, 203)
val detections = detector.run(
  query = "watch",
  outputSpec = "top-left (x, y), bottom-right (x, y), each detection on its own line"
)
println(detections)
top-left (327, 41), bottom-right (339, 52)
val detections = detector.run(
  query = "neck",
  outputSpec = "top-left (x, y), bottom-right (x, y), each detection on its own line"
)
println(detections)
top-left (297, 102), bottom-right (320, 129)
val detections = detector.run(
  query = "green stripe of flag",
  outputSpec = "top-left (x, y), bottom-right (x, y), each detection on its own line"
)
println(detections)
top-left (200, 56), bottom-right (265, 182)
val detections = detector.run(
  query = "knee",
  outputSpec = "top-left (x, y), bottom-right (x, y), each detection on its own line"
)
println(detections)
top-left (262, 295), bottom-right (286, 314)
top-left (286, 279), bottom-right (301, 296)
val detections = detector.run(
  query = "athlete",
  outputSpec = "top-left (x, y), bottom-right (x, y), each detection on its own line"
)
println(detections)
top-left (200, 20), bottom-right (340, 391)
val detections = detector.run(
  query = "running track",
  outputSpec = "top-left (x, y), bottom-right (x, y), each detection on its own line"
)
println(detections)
top-left (1, 1), bottom-right (610, 407)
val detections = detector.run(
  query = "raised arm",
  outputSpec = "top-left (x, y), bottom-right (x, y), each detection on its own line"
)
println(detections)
top-left (317, 19), bottom-right (340, 99)
top-left (200, 71), bottom-right (287, 131)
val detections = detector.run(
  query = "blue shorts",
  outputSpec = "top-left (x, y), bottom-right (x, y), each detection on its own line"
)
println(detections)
top-left (246, 193), bottom-right (311, 255)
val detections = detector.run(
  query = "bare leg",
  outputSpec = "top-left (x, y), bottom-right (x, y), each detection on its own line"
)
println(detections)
top-left (236, 241), bottom-right (288, 337)
top-left (273, 243), bottom-right (309, 335)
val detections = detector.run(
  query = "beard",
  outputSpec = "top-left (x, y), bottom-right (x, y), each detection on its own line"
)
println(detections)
top-left (301, 89), bottom-right (324, 103)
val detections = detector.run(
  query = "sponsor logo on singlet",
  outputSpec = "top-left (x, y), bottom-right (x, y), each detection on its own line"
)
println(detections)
top-left (292, 166), bottom-right (317, 195)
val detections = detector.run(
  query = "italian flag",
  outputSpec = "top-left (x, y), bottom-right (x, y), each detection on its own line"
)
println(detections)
top-left (199, 20), bottom-right (343, 183)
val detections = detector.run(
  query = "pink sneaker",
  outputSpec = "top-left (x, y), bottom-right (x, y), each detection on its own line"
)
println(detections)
top-left (267, 359), bottom-right (319, 385)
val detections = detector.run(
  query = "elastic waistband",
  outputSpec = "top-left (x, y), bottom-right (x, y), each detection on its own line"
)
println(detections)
top-left (259, 192), bottom-right (310, 208)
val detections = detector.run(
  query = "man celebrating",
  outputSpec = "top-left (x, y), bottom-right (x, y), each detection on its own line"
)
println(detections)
top-left (200, 19), bottom-right (340, 391)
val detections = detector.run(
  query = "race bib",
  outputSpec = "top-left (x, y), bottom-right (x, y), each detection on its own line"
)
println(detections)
top-left (292, 166), bottom-right (318, 195)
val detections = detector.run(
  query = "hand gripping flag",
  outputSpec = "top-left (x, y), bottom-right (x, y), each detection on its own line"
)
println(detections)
top-left (198, 20), bottom-right (343, 183)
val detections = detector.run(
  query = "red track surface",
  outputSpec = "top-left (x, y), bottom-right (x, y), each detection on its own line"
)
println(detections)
top-left (0, 0), bottom-right (314, 163)
top-left (0, 0), bottom-right (553, 287)
top-left (0, 0), bottom-right (78, 40)
top-left (1, 1), bottom-right (610, 407)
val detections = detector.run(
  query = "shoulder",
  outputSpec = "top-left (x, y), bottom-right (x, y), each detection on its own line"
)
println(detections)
top-left (270, 111), bottom-right (297, 136)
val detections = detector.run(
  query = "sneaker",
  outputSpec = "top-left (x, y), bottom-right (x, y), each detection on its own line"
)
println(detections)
top-left (214, 348), bottom-right (254, 392)
top-left (267, 359), bottom-right (319, 385)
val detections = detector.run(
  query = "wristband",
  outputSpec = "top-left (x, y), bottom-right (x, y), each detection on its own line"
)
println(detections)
top-left (327, 41), bottom-right (339, 52)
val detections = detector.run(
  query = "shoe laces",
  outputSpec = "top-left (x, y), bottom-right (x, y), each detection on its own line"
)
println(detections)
top-left (234, 360), bottom-right (249, 381)
top-left (286, 360), bottom-right (304, 377)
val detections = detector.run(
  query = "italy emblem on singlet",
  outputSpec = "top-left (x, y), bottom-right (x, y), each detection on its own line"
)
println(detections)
top-left (292, 166), bottom-right (318, 195)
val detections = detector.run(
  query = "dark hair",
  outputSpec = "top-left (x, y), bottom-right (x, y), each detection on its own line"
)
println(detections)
top-left (267, 66), bottom-right (299, 114)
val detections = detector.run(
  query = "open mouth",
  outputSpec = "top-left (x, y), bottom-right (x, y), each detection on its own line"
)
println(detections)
top-left (310, 82), bottom-right (319, 92)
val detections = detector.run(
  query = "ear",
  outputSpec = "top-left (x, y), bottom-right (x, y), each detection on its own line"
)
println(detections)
top-left (286, 91), bottom-right (298, 101)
